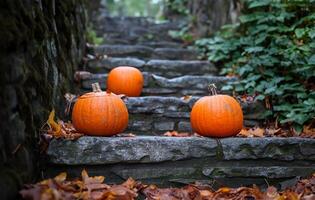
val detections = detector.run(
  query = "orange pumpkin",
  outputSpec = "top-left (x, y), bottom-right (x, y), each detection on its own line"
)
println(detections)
top-left (72, 83), bottom-right (129, 136)
top-left (107, 66), bottom-right (144, 97)
top-left (190, 84), bottom-right (243, 137)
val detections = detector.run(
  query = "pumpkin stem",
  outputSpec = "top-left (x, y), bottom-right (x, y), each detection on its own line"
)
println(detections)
top-left (92, 83), bottom-right (102, 92)
top-left (208, 84), bottom-right (218, 95)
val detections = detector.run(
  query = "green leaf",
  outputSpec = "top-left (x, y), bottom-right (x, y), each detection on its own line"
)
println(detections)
top-left (295, 28), bottom-right (306, 38)
top-left (308, 55), bottom-right (315, 65)
top-left (255, 94), bottom-right (265, 101)
top-left (221, 85), bottom-right (233, 91)
top-left (244, 46), bottom-right (264, 53)
top-left (248, 0), bottom-right (271, 8)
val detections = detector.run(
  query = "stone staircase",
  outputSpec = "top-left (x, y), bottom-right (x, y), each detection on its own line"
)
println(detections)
top-left (45, 16), bottom-right (315, 189)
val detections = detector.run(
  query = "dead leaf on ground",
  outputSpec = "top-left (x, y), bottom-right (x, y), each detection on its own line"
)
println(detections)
top-left (237, 127), bottom-right (265, 137)
top-left (115, 133), bottom-right (136, 137)
top-left (181, 95), bottom-right (192, 101)
top-left (20, 170), bottom-right (141, 200)
top-left (301, 121), bottom-right (315, 138)
top-left (163, 131), bottom-right (193, 137)
top-left (40, 110), bottom-right (83, 148)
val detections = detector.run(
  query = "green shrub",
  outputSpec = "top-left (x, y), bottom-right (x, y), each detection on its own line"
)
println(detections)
top-left (195, 0), bottom-right (315, 131)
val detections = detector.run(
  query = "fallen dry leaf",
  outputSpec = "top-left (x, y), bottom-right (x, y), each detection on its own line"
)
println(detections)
top-left (181, 95), bottom-right (192, 101)
top-left (20, 170), bottom-right (141, 200)
top-left (47, 109), bottom-right (62, 137)
top-left (300, 121), bottom-right (315, 138)
top-left (20, 171), bottom-right (315, 200)
top-left (163, 131), bottom-right (193, 137)
top-left (115, 133), bottom-right (136, 137)
top-left (238, 127), bottom-right (265, 137)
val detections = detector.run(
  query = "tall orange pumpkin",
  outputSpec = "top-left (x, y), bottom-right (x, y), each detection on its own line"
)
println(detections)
top-left (190, 84), bottom-right (243, 137)
top-left (107, 66), bottom-right (144, 97)
top-left (72, 83), bottom-right (129, 136)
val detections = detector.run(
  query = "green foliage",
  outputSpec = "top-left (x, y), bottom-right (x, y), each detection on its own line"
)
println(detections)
top-left (195, 0), bottom-right (315, 131)
top-left (169, 26), bottom-right (194, 43)
top-left (164, 0), bottom-right (189, 15)
top-left (86, 26), bottom-right (104, 45)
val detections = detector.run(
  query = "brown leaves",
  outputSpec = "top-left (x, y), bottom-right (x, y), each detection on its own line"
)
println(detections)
top-left (163, 131), bottom-right (192, 137)
top-left (300, 122), bottom-right (315, 138)
top-left (40, 110), bottom-right (84, 153)
top-left (20, 170), bottom-right (140, 200)
top-left (20, 171), bottom-right (315, 200)
top-left (163, 131), bottom-right (201, 137)
top-left (238, 127), bottom-right (265, 137)
top-left (237, 126), bottom-right (305, 138)
top-left (43, 110), bottom-right (83, 140)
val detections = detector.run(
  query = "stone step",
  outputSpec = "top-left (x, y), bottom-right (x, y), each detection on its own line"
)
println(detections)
top-left (123, 96), bottom-right (264, 134)
top-left (97, 17), bottom-right (183, 44)
top-left (87, 58), bottom-right (217, 77)
top-left (90, 45), bottom-right (198, 60)
top-left (45, 136), bottom-right (315, 188)
top-left (80, 73), bottom-right (235, 97)
top-left (98, 16), bottom-right (181, 34)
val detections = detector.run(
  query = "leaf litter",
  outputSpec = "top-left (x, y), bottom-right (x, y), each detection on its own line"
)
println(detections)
top-left (20, 171), bottom-right (315, 200)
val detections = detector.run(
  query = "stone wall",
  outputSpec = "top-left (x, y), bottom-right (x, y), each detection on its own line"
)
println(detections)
top-left (46, 137), bottom-right (315, 189)
top-left (0, 0), bottom-right (86, 199)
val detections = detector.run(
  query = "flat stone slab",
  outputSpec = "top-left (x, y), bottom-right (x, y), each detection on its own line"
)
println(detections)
top-left (91, 45), bottom-right (200, 60)
top-left (124, 96), bottom-right (261, 118)
top-left (47, 136), bottom-right (217, 165)
top-left (88, 57), bottom-right (146, 73)
top-left (87, 58), bottom-right (217, 77)
top-left (145, 60), bottom-right (217, 76)
top-left (47, 137), bottom-right (315, 165)
top-left (93, 45), bottom-right (154, 58)
top-left (79, 73), bottom-right (236, 96)
top-left (152, 48), bottom-right (198, 60)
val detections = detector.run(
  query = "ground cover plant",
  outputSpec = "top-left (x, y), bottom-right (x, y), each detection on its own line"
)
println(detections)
top-left (195, 0), bottom-right (315, 132)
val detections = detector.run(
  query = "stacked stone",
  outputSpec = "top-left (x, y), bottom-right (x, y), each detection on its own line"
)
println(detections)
top-left (46, 15), bottom-right (315, 189)
top-left (78, 17), bottom-right (263, 134)
top-left (0, 0), bottom-right (87, 199)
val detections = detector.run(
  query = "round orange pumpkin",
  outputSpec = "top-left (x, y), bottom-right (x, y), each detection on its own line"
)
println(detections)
top-left (190, 84), bottom-right (243, 137)
top-left (72, 83), bottom-right (129, 136)
top-left (107, 66), bottom-right (144, 97)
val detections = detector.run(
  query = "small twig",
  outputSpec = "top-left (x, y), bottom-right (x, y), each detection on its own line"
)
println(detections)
top-left (12, 144), bottom-right (22, 155)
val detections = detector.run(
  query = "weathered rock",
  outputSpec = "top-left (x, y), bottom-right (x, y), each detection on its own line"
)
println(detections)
top-left (86, 58), bottom-right (218, 78)
top-left (80, 73), bottom-right (235, 96)
top-left (125, 97), bottom-right (190, 114)
top-left (47, 137), bottom-right (315, 164)
top-left (139, 41), bottom-right (182, 48)
top-left (93, 44), bottom-right (154, 58)
top-left (178, 121), bottom-right (192, 132)
top-left (46, 136), bottom-right (315, 188)
top-left (145, 60), bottom-right (217, 77)
top-left (151, 75), bottom-right (236, 89)
top-left (1, 0), bottom-right (86, 198)
top-left (87, 57), bottom-right (146, 73)
top-left (47, 136), bottom-right (218, 164)
top-left (154, 121), bottom-right (175, 131)
top-left (92, 45), bottom-right (203, 60)
top-left (121, 96), bottom-right (264, 134)
top-left (127, 119), bottom-right (153, 132)
top-left (96, 16), bottom-right (182, 44)
top-left (220, 138), bottom-right (315, 161)
top-left (202, 166), bottom-right (315, 179)
top-left (152, 48), bottom-right (198, 60)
